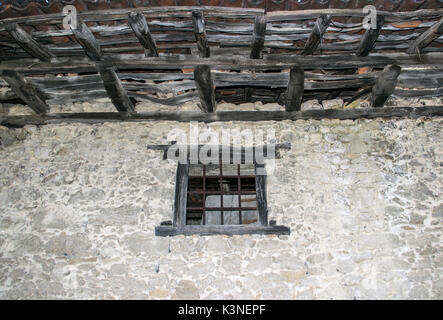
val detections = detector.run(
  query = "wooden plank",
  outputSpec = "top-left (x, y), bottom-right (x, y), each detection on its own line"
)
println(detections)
top-left (250, 15), bottom-right (267, 59)
top-left (193, 65), bottom-right (216, 113)
top-left (371, 65), bottom-right (402, 108)
top-left (2, 106), bottom-right (442, 128)
top-left (356, 16), bottom-right (385, 57)
top-left (0, 70), bottom-right (49, 114)
top-left (285, 66), bottom-right (304, 112)
top-left (5, 23), bottom-right (55, 62)
top-left (155, 224), bottom-right (290, 236)
top-left (192, 11), bottom-right (210, 58)
top-left (301, 14), bottom-right (331, 55)
top-left (128, 11), bottom-right (159, 57)
top-left (266, 9), bottom-right (443, 22)
top-left (0, 6), bottom-right (263, 31)
top-left (407, 17), bottom-right (443, 54)
top-left (2, 52), bottom-right (442, 74)
top-left (97, 64), bottom-right (134, 112)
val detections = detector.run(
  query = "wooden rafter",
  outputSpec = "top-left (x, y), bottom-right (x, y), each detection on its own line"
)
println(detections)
top-left (250, 15), bottom-right (267, 59)
top-left (128, 11), bottom-right (159, 57)
top-left (6, 23), bottom-right (55, 62)
top-left (285, 66), bottom-right (304, 112)
top-left (301, 14), bottom-right (331, 55)
top-left (0, 70), bottom-right (49, 114)
top-left (192, 11), bottom-right (210, 58)
top-left (356, 16), bottom-right (385, 57)
top-left (70, 17), bottom-right (134, 112)
top-left (407, 17), bottom-right (443, 55)
top-left (371, 64), bottom-right (402, 108)
top-left (193, 65), bottom-right (216, 113)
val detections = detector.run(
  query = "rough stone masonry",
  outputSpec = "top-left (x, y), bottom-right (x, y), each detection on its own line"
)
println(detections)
top-left (0, 102), bottom-right (441, 299)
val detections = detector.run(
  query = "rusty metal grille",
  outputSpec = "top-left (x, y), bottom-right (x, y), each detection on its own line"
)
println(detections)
top-left (186, 163), bottom-right (258, 225)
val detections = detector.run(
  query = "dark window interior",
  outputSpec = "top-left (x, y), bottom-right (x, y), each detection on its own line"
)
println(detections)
top-left (186, 164), bottom-right (259, 225)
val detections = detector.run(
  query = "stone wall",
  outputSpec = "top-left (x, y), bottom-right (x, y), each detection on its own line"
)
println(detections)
top-left (0, 115), bottom-right (442, 299)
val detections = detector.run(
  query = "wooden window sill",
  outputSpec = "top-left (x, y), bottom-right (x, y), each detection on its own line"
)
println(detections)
top-left (155, 225), bottom-right (290, 237)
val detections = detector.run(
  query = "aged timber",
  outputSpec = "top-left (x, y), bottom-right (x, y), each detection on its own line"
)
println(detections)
top-left (1, 106), bottom-right (442, 128)
top-left (371, 65), bottom-right (402, 108)
top-left (128, 11), bottom-right (159, 57)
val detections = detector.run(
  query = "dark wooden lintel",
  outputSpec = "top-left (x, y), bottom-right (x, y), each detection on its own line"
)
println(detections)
top-left (371, 64), bottom-right (402, 108)
top-left (301, 14), bottom-right (331, 55)
top-left (6, 23), bottom-right (55, 62)
top-left (155, 224), bottom-right (290, 236)
top-left (1, 106), bottom-right (441, 128)
top-left (285, 66), bottom-right (305, 112)
top-left (250, 15), bottom-right (267, 59)
top-left (0, 70), bottom-right (49, 114)
top-left (193, 65), bottom-right (216, 113)
top-left (128, 11), bottom-right (159, 57)
top-left (192, 11), bottom-right (210, 58)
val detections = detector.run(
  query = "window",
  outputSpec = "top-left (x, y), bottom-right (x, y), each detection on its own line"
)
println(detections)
top-left (187, 163), bottom-right (261, 226)
top-left (155, 155), bottom-right (290, 236)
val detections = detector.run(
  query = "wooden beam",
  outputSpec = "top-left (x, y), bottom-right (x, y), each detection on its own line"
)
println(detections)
top-left (97, 63), bottom-right (134, 112)
top-left (356, 16), bottom-right (385, 57)
top-left (70, 16), bottom-right (103, 61)
top-left (2, 52), bottom-right (442, 74)
top-left (0, 70), bottom-right (49, 114)
top-left (285, 66), bottom-right (304, 112)
top-left (250, 15), bottom-right (267, 59)
top-left (2, 106), bottom-right (442, 128)
top-left (193, 65), bottom-right (216, 112)
top-left (192, 11), bottom-right (210, 58)
top-left (70, 18), bottom-right (133, 112)
top-left (407, 17), bottom-right (443, 54)
top-left (301, 14), bottom-right (331, 55)
top-left (6, 23), bottom-right (55, 62)
top-left (128, 11), bottom-right (159, 57)
top-left (155, 225), bottom-right (290, 236)
top-left (371, 64), bottom-right (402, 108)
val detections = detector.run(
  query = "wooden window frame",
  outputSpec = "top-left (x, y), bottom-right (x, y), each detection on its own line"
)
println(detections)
top-left (155, 162), bottom-right (290, 236)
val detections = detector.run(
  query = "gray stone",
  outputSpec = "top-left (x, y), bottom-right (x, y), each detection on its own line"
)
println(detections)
top-left (172, 280), bottom-right (200, 300)
top-left (124, 233), bottom-right (169, 255)
top-left (301, 99), bottom-right (323, 111)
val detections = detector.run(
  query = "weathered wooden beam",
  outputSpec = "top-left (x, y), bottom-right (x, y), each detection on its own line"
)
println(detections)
top-left (97, 63), bottom-right (134, 112)
top-left (70, 18), bottom-right (133, 112)
top-left (70, 16), bottom-right (103, 61)
top-left (371, 64), bottom-right (402, 108)
top-left (356, 16), bottom-right (385, 57)
top-left (192, 11), bottom-right (210, 58)
top-left (2, 106), bottom-right (442, 128)
top-left (407, 17), bottom-right (443, 54)
top-left (2, 52), bottom-right (442, 74)
top-left (250, 15), bottom-right (267, 59)
top-left (193, 65), bottom-right (216, 113)
top-left (155, 225), bottom-right (290, 236)
top-left (6, 23), bottom-right (55, 62)
top-left (285, 66), bottom-right (305, 112)
top-left (0, 70), bottom-right (49, 114)
top-left (128, 11), bottom-right (159, 57)
top-left (301, 14), bottom-right (331, 55)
